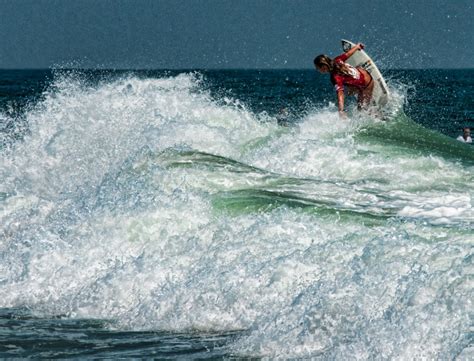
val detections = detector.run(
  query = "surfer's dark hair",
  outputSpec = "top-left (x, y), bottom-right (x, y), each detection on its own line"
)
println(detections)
top-left (314, 55), bottom-right (333, 71)
top-left (314, 54), bottom-right (353, 77)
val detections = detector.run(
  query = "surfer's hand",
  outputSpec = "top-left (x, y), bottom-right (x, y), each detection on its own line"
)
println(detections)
top-left (357, 43), bottom-right (365, 50)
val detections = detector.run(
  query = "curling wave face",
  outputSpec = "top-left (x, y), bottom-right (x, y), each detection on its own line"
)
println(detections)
top-left (0, 72), bottom-right (472, 359)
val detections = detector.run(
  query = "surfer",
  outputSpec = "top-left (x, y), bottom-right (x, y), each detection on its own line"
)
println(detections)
top-left (314, 43), bottom-right (373, 118)
top-left (456, 127), bottom-right (472, 143)
top-left (276, 108), bottom-right (291, 126)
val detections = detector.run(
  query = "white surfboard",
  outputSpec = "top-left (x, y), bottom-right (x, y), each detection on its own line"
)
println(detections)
top-left (341, 39), bottom-right (389, 107)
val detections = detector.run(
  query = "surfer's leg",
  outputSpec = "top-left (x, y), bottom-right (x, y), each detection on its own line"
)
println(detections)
top-left (358, 80), bottom-right (374, 110)
top-left (356, 69), bottom-right (375, 110)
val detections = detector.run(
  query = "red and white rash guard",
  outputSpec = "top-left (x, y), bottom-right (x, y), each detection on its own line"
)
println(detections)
top-left (330, 53), bottom-right (367, 92)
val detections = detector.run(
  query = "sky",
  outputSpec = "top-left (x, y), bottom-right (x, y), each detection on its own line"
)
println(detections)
top-left (0, 0), bottom-right (472, 69)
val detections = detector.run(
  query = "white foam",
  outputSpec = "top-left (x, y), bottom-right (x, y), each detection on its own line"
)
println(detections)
top-left (0, 72), bottom-right (472, 359)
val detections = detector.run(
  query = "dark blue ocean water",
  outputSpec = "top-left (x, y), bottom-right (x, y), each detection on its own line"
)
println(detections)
top-left (0, 69), bottom-right (473, 359)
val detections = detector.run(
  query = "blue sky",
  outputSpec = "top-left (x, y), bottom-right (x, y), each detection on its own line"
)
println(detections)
top-left (0, 0), bottom-right (472, 69)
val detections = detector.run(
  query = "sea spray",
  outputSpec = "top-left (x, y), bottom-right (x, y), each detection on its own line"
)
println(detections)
top-left (0, 71), bottom-right (472, 358)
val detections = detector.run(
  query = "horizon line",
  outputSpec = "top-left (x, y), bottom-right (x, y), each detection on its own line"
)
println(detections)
top-left (1, 67), bottom-right (473, 71)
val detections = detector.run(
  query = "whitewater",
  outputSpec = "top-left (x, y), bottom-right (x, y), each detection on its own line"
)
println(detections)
top-left (0, 70), bottom-right (472, 359)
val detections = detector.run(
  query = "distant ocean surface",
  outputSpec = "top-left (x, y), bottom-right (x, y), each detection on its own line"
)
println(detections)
top-left (0, 69), bottom-right (472, 359)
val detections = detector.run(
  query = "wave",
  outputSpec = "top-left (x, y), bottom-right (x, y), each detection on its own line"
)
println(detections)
top-left (0, 71), bottom-right (472, 358)
top-left (356, 112), bottom-right (474, 164)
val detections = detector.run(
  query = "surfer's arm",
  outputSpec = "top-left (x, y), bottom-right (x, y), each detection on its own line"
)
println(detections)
top-left (343, 43), bottom-right (365, 60)
top-left (337, 89), bottom-right (346, 117)
top-left (333, 75), bottom-right (346, 116)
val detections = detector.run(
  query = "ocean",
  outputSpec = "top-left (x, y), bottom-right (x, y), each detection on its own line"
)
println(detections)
top-left (0, 68), bottom-right (472, 359)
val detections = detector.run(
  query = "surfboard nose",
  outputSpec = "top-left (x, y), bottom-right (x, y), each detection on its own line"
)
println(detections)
top-left (341, 39), bottom-right (353, 52)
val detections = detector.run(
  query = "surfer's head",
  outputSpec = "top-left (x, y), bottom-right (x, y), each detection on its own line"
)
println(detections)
top-left (463, 127), bottom-right (471, 139)
top-left (314, 55), bottom-right (332, 73)
top-left (315, 54), bottom-right (354, 77)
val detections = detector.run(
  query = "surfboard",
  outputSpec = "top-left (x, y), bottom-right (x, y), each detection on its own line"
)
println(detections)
top-left (341, 39), bottom-right (389, 107)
